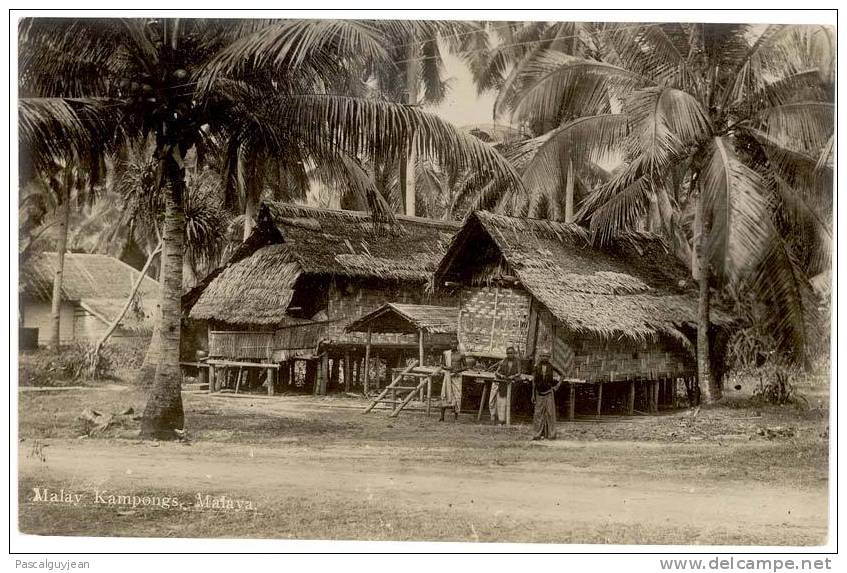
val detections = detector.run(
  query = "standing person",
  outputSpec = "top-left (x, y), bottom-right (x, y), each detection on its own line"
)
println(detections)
top-left (531, 350), bottom-right (563, 440)
top-left (490, 346), bottom-right (522, 424)
top-left (439, 342), bottom-right (465, 421)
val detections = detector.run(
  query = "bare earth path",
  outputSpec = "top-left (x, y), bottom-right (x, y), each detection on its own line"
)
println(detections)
top-left (17, 389), bottom-right (829, 544)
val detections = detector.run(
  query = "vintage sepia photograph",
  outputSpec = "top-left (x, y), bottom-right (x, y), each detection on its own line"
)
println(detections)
top-left (12, 10), bottom-right (836, 553)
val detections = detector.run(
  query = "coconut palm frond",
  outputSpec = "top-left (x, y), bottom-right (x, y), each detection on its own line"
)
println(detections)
top-left (509, 114), bottom-right (627, 210)
top-left (700, 136), bottom-right (772, 282)
top-left (201, 19), bottom-right (391, 90)
top-left (759, 101), bottom-right (833, 156)
top-left (508, 52), bottom-right (650, 125)
top-left (816, 134), bottom-right (834, 171)
top-left (275, 94), bottom-right (524, 194)
top-left (747, 234), bottom-right (818, 364)
top-left (18, 97), bottom-right (124, 178)
top-left (307, 149), bottom-right (394, 221)
top-left (625, 86), bottom-right (712, 173)
top-left (607, 23), bottom-right (694, 88)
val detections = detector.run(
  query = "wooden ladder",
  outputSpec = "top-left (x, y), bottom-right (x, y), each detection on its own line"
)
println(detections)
top-left (363, 362), bottom-right (442, 418)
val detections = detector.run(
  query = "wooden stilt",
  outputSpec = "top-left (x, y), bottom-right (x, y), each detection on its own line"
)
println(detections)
top-left (330, 357), bottom-right (340, 390)
top-left (596, 381), bottom-right (603, 416)
top-left (363, 328), bottom-right (372, 395)
top-left (319, 353), bottom-right (329, 395)
top-left (568, 383), bottom-right (576, 421)
top-left (266, 367), bottom-right (275, 396)
top-left (426, 374), bottom-right (432, 417)
top-left (506, 381), bottom-right (512, 426)
top-left (344, 352), bottom-right (352, 392)
top-left (654, 380), bottom-right (660, 412)
top-left (235, 367), bottom-right (243, 394)
top-left (418, 329), bottom-right (425, 367)
top-left (208, 364), bottom-right (216, 393)
top-left (627, 380), bottom-right (635, 415)
top-left (477, 382), bottom-right (489, 422)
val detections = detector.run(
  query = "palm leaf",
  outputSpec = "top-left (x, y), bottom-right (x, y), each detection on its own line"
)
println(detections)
top-left (700, 136), bottom-right (772, 282)
top-left (625, 86), bottom-right (712, 173)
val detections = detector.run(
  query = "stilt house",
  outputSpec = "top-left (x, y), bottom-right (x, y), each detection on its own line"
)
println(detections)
top-left (433, 211), bottom-right (732, 416)
top-left (185, 202), bottom-right (459, 394)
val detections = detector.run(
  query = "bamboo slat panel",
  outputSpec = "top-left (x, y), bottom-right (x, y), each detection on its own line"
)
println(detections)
top-left (209, 331), bottom-right (275, 360)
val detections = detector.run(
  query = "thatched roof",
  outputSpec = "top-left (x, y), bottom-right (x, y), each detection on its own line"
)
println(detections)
top-left (20, 252), bottom-right (159, 327)
top-left (346, 303), bottom-right (458, 335)
top-left (188, 203), bottom-right (460, 326)
top-left (264, 202), bottom-right (459, 281)
top-left (189, 244), bottom-right (300, 324)
top-left (434, 211), bottom-right (732, 345)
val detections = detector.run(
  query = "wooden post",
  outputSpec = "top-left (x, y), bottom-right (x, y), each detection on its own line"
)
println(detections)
top-left (505, 381), bottom-right (512, 427)
top-left (235, 367), bottom-right (243, 394)
top-left (289, 360), bottom-right (296, 386)
top-left (596, 381), bottom-right (603, 416)
top-left (208, 364), bottom-right (216, 393)
top-left (266, 367), bottom-right (275, 396)
top-left (477, 381), bottom-right (489, 422)
top-left (654, 379), bottom-right (661, 412)
top-left (627, 380), bottom-right (635, 415)
top-left (568, 383), bottom-right (576, 421)
top-left (418, 329), bottom-right (425, 367)
top-left (344, 351), bottom-right (352, 392)
top-left (363, 328), bottom-right (372, 395)
top-left (330, 357), bottom-right (340, 390)
top-left (319, 353), bottom-right (329, 395)
top-left (426, 374), bottom-right (432, 417)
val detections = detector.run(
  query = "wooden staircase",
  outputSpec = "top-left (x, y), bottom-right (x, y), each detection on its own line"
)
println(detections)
top-left (363, 361), bottom-right (443, 418)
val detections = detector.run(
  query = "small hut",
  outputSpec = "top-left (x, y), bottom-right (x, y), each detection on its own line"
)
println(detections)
top-left (433, 211), bottom-right (732, 418)
top-left (186, 202), bottom-right (459, 394)
top-left (19, 252), bottom-right (159, 346)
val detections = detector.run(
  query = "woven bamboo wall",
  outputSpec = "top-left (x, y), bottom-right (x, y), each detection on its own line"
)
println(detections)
top-left (458, 285), bottom-right (531, 358)
top-left (560, 331), bottom-right (695, 382)
top-left (325, 280), bottom-right (457, 347)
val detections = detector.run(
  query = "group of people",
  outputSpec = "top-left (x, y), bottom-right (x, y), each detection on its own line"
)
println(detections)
top-left (440, 343), bottom-right (563, 440)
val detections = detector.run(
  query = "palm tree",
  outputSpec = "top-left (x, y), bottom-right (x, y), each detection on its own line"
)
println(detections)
top-left (19, 17), bottom-right (522, 439)
top-left (366, 20), bottom-right (488, 216)
top-left (17, 152), bottom-right (104, 349)
top-left (496, 22), bottom-right (834, 402)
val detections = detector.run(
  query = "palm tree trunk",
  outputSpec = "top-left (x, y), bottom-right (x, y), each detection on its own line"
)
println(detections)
top-left (564, 159), bottom-right (575, 223)
top-left (141, 171), bottom-right (185, 440)
top-left (402, 46), bottom-right (420, 217)
top-left (135, 255), bottom-right (163, 387)
top-left (48, 177), bottom-right (71, 350)
top-left (694, 195), bottom-right (720, 403)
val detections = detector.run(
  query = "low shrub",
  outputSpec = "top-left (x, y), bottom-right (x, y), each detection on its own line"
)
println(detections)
top-left (18, 340), bottom-right (147, 386)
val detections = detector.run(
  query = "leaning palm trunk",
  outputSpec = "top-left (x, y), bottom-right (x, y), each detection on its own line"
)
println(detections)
top-left (88, 241), bottom-right (162, 374)
top-left (141, 173), bottom-right (185, 440)
top-left (48, 182), bottom-right (71, 350)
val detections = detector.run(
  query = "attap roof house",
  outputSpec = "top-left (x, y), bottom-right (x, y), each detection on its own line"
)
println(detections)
top-left (188, 202), bottom-right (459, 326)
top-left (434, 211), bottom-right (731, 346)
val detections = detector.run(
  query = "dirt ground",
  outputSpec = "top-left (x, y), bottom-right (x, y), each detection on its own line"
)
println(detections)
top-left (17, 382), bottom-right (830, 545)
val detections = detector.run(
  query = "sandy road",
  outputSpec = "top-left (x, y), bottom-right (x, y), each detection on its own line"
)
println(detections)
top-left (18, 436), bottom-right (828, 544)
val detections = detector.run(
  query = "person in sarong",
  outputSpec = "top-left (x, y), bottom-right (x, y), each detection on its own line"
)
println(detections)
top-left (490, 346), bottom-right (522, 424)
top-left (439, 343), bottom-right (465, 420)
top-left (531, 350), bottom-right (563, 440)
